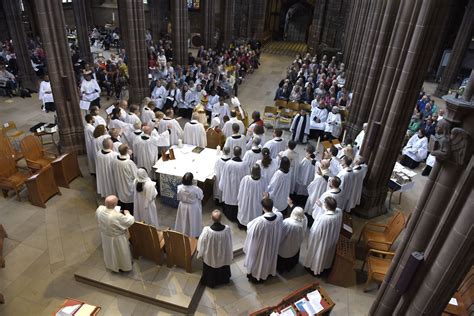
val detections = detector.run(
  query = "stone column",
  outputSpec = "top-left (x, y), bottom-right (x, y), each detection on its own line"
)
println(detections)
top-left (342, 0), bottom-right (357, 64)
top-left (356, 0), bottom-right (449, 218)
top-left (203, 0), bottom-right (216, 48)
top-left (434, 0), bottom-right (474, 97)
top-left (307, 0), bottom-right (327, 53)
top-left (72, 0), bottom-right (93, 65)
top-left (34, 0), bottom-right (85, 153)
top-left (3, 0), bottom-right (38, 91)
top-left (171, 0), bottom-right (188, 66)
top-left (149, 0), bottom-right (169, 41)
top-left (370, 77), bottom-right (474, 315)
top-left (223, 0), bottom-right (235, 46)
top-left (118, 0), bottom-right (149, 104)
top-left (250, 0), bottom-right (267, 40)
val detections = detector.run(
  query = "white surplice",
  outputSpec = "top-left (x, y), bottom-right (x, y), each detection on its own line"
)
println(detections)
top-left (244, 212), bottom-right (283, 281)
top-left (295, 157), bottom-right (315, 196)
top-left (84, 123), bottom-right (95, 173)
top-left (96, 206), bottom-right (135, 272)
top-left (219, 158), bottom-right (249, 206)
top-left (329, 157), bottom-right (342, 177)
top-left (263, 138), bottom-right (287, 159)
top-left (133, 178), bottom-right (159, 228)
top-left (336, 167), bottom-right (355, 211)
top-left (38, 80), bottom-right (54, 105)
top-left (304, 174), bottom-right (330, 214)
top-left (402, 134), bottom-right (429, 162)
top-left (141, 106), bottom-right (155, 124)
top-left (303, 209), bottom-right (343, 275)
top-left (237, 175), bottom-right (268, 226)
top-left (151, 85), bottom-right (166, 109)
top-left (222, 117), bottom-right (245, 138)
top-left (175, 185), bottom-right (204, 238)
top-left (158, 117), bottom-right (183, 146)
top-left (213, 157), bottom-right (230, 202)
top-left (132, 133), bottom-right (170, 178)
top-left (96, 149), bottom-right (118, 198)
top-left (81, 78), bottom-right (101, 102)
top-left (113, 155), bottom-right (139, 203)
top-left (279, 216), bottom-right (307, 258)
top-left (242, 148), bottom-right (263, 169)
top-left (256, 159), bottom-right (279, 187)
top-left (278, 149), bottom-right (299, 194)
top-left (211, 103), bottom-right (231, 124)
top-left (224, 134), bottom-right (247, 158)
top-left (312, 188), bottom-right (345, 219)
top-left (349, 164), bottom-right (368, 209)
top-left (197, 225), bottom-right (233, 268)
top-left (93, 115), bottom-right (107, 127)
top-left (324, 112), bottom-right (342, 138)
top-left (310, 107), bottom-right (328, 130)
top-left (268, 169), bottom-right (291, 212)
top-left (183, 120), bottom-right (207, 147)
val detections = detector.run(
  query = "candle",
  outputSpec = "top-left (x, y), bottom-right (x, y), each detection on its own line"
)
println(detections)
top-left (316, 138), bottom-right (320, 156)
top-left (342, 130), bottom-right (347, 144)
top-left (112, 12), bottom-right (115, 23)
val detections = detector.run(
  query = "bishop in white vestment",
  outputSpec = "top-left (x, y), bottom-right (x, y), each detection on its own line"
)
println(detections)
top-left (96, 196), bottom-right (135, 272)
top-left (183, 117), bottom-right (207, 147)
top-left (267, 157), bottom-right (292, 213)
top-left (175, 173), bottom-right (204, 238)
top-left (133, 169), bottom-right (159, 228)
top-left (237, 165), bottom-right (268, 229)
top-left (96, 138), bottom-right (118, 198)
top-left (277, 207), bottom-right (307, 273)
top-left (244, 198), bottom-right (283, 283)
top-left (113, 145), bottom-right (139, 211)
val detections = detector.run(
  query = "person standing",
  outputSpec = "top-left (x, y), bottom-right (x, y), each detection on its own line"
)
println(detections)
top-left (96, 138), bottom-right (118, 198)
top-left (113, 144), bottom-right (138, 212)
top-left (213, 146), bottom-right (231, 204)
top-left (183, 113), bottom-right (207, 147)
top-left (175, 173), bottom-right (204, 238)
top-left (277, 207), bottom-right (307, 273)
top-left (197, 210), bottom-right (233, 288)
top-left (133, 168), bottom-right (159, 228)
top-left (96, 195), bottom-right (135, 272)
top-left (84, 114), bottom-right (96, 175)
top-left (263, 129), bottom-right (287, 159)
top-left (267, 157), bottom-right (292, 214)
top-left (223, 123), bottom-right (247, 158)
top-left (237, 165), bottom-right (268, 229)
top-left (38, 74), bottom-right (55, 112)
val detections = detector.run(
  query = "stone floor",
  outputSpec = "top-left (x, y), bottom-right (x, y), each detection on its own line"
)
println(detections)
top-left (0, 53), bottom-right (438, 315)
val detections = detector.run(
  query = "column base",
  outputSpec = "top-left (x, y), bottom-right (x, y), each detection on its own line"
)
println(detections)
top-left (353, 187), bottom-right (389, 219)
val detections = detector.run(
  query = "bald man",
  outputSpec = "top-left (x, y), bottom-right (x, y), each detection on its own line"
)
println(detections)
top-left (132, 125), bottom-right (170, 179)
top-left (197, 210), bottom-right (233, 288)
top-left (96, 195), bottom-right (135, 272)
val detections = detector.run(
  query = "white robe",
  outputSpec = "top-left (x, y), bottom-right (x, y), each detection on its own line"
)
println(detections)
top-left (256, 159), bottom-right (279, 185)
top-left (310, 107), bottom-right (328, 130)
top-left (133, 179), bottom-right (159, 228)
top-left (312, 188), bottom-right (345, 219)
top-left (290, 113), bottom-right (311, 143)
top-left (242, 148), bottom-right (263, 169)
top-left (213, 157), bottom-right (230, 202)
top-left (158, 118), bottom-right (183, 146)
top-left (38, 81), bottom-right (54, 105)
top-left (197, 225), bottom-right (233, 268)
top-left (125, 112), bottom-right (141, 125)
top-left (237, 175), bottom-right (268, 226)
top-left (324, 112), bottom-right (342, 138)
top-left (113, 155), bottom-right (138, 203)
top-left (263, 138), bottom-right (287, 159)
top-left (303, 209), bottom-right (343, 274)
top-left (211, 103), bottom-right (231, 124)
top-left (304, 174), bottom-right (329, 215)
top-left (141, 107), bottom-right (155, 124)
top-left (349, 164), bottom-right (368, 209)
top-left (244, 212), bottom-right (283, 281)
top-left (219, 159), bottom-right (249, 206)
top-left (295, 157), bottom-right (315, 196)
top-left (329, 157), bottom-right (342, 177)
top-left (278, 149), bottom-right (299, 194)
top-left (81, 79), bottom-right (101, 102)
top-left (279, 217), bottom-right (307, 258)
top-left (224, 134), bottom-right (247, 158)
top-left (336, 167), bottom-right (355, 211)
top-left (183, 121), bottom-right (207, 147)
top-left (402, 134), bottom-right (428, 162)
top-left (93, 115), bottom-right (107, 127)
top-left (222, 118), bottom-right (245, 138)
top-left (151, 85), bottom-right (166, 109)
top-left (268, 170), bottom-right (291, 212)
top-left (175, 185), bottom-right (204, 238)
top-left (84, 123), bottom-right (95, 173)
top-left (132, 133), bottom-right (170, 178)
top-left (96, 206), bottom-right (135, 272)
top-left (96, 149), bottom-right (118, 198)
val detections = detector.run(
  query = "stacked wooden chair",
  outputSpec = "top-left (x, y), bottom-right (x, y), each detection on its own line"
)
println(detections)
top-left (20, 135), bottom-right (56, 171)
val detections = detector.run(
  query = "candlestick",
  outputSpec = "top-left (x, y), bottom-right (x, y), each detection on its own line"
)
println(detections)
top-left (342, 130), bottom-right (347, 144)
top-left (316, 137), bottom-right (320, 157)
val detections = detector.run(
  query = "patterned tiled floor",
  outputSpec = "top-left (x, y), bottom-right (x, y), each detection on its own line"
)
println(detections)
top-left (0, 53), bottom-right (440, 315)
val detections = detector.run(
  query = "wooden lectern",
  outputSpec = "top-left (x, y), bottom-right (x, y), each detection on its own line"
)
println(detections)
top-left (25, 165), bottom-right (61, 208)
top-left (51, 152), bottom-right (83, 188)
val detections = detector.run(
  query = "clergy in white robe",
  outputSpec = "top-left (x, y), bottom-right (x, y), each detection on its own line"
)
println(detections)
top-left (113, 145), bottom-right (139, 210)
top-left (244, 198), bottom-right (283, 282)
top-left (96, 138), bottom-right (118, 198)
top-left (349, 160), bottom-right (368, 209)
top-left (91, 125), bottom-right (110, 174)
top-left (133, 168), bottom-right (159, 228)
top-left (267, 157), bottom-right (292, 213)
top-left (256, 147), bottom-right (279, 186)
top-left (133, 126), bottom-right (170, 178)
top-left (183, 116), bottom-right (207, 147)
top-left (277, 207), bottom-right (307, 273)
top-left (141, 101), bottom-right (156, 124)
top-left (84, 115), bottom-right (96, 174)
top-left (401, 129), bottom-right (429, 169)
top-left (327, 145), bottom-right (342, 176)
top-left (290, 110), bottom-right (311, 144)
top-left (158, 109), bottom-right (183, 146)
top-left (197, 210), bottom-right (233, 288)
top-left (354, 122), bottom-right (367, 159)
top-left (304, 159), bottom-right (331, 216)
top-left (151, 81), bottom-right (166, 109)
top-left (312, 176), bottom-right (344, 220)
top-left (336, 156), bottom-right (355, 212)
top-left (80, 71), bottom-right (101, 107)
top-left (237, 165), bottom-right (268, 228)
top-left (304, 196), bottom-right (343, 275)
top-left (324, 106), bottom-right (342, 139)
top-left (222, 111), bottom-right (245, 137)
top-left (96, 196), bottom-right (135, 272)
top-left (246, 125), bottom-right (266, 151)
top-left (38, 76), bottom-right (55, 112)
top-left (89, 106), bottom-right (106, 127)
top-left (213, 147), bottom-right (231, 203)
top-left (278, 141), bottom-right (299, 194)
top-left (263, 129), bottom-right (288, 159)
top-left (223, 124), bottom-right (247, 158)
top-left (242, 136), bottom-right (262, 169)
top-left (219, 147), bottom-right (249, 222)
top-left (295, 144), bottom-right (316, 196)
top-left (310, 102), bottom-right (328, 137)
top-left (211, 98), bottom-right (231, 125)
top-left (124, 104), bottom-right (141, 125)
top-left (175, 172), bottom-right (204, 238)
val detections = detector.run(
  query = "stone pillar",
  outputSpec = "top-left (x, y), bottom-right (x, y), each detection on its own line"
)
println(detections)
top-left (342, 0), bottom-right (358, 64)
top-left (118, 0), bottom-right (149, 104)
top-left (223, 0), bottom-right (235, 46)
top-left (308, 0), bottom-right (346, 54)
top-left (203, 0), bottom-right (216, 48)
top-left (72, 0), bottom-right (93, 65)
top-left (250, 0), bottom-right (267, 40)
top-left (34, 0), bottom-right (85, 153)
top-left (370, 79), bottom-right (474, 315)
top-left (149, 0), bottom-right (169, 41)
top-left (171, 0), bottom-right (188, 65)
top-left (3, 0), bottom-right (38, 91)
top-left (356, 0), bottom-right (449, 218)
top-left (307, 0), bottom-right (327, 53)
top-left (434, 0), bottom-right (474, 97)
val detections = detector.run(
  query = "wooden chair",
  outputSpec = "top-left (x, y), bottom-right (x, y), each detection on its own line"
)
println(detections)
top-left (0, 154), bottom-right (31, 201)
top-left (263, 106), bottom-right (279, 128)
top-left (274, 99), bottom-right (288, 109)
top-left (20, 135), bottom-right (56, 171)
top-left (1, 121), bottom-right (25, 143)
top-left (0, 134), bottom-right (23, 162)
top-left (206, 128), bottom-right (223, 149)
top-left (358, 211), bottom-right (406, 270)
top-left (128, 222), bottom-right (165, 265)
top-left (363, 249), bottom-right (395, 292)
top-left (275, 108), bottom-right (294, 130)
top-left (286, 101), bottom-right (300, 113)
top-left (163, 230), bottom-right (197, 273)
top-left (299, 103), bottom-right (312, 112)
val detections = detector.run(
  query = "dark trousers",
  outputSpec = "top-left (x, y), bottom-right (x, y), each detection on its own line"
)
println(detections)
top-left (118, 201), bottom-right (134, 215)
